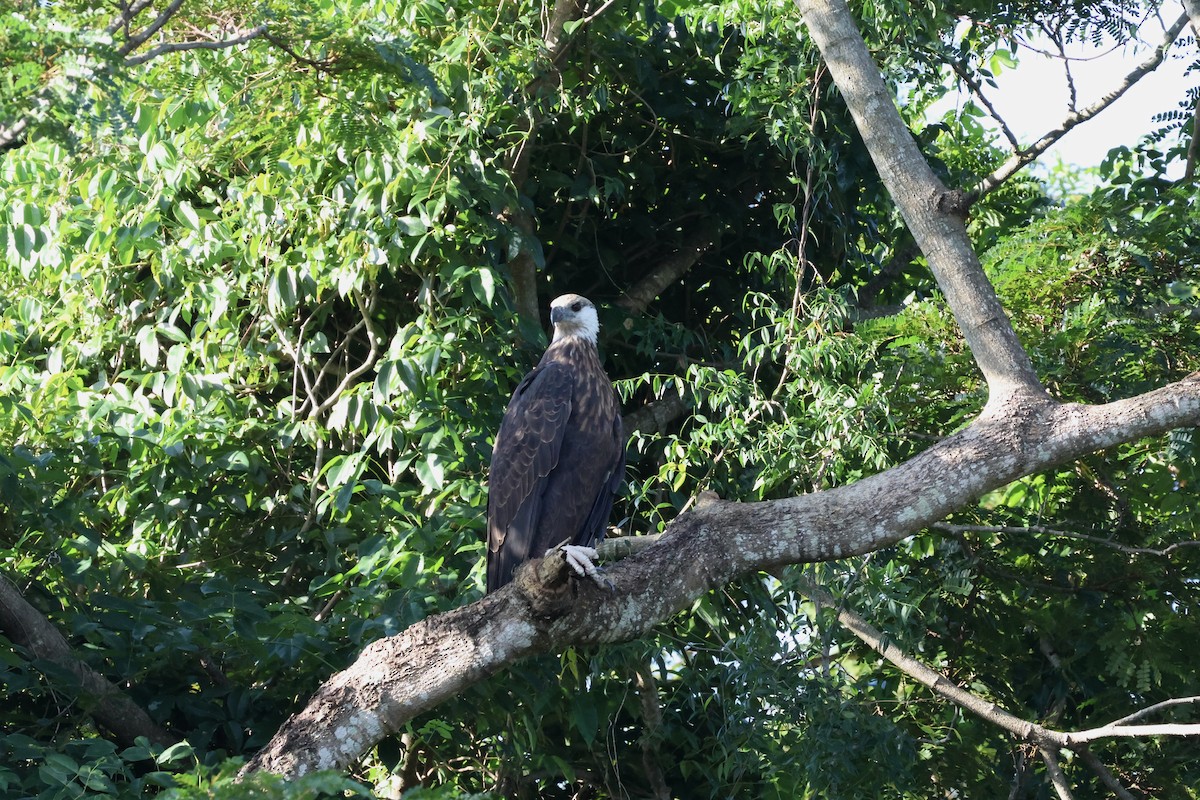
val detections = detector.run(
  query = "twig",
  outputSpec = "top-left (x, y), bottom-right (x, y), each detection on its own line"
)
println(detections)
top-left (933, 522), bottom-right (1200, 558)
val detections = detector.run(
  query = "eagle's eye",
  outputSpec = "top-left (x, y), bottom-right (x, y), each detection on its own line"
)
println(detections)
top-left (571, 301), bottom-right (582, 312)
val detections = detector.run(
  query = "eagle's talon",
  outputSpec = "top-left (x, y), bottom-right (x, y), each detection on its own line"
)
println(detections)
top-left (552, 544), bottom-right (611, 589)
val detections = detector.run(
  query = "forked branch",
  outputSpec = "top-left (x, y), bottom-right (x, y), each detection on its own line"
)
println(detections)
top-left (976, 12), bottom-right (1190, 195)
top-left (795, 0), bottom-right (1043, 404)
top-left (799, 579), bottom-right (1199, 798)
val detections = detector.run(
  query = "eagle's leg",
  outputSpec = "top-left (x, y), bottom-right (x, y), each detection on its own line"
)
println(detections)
top-left (546, 542), bottom-right (614, 590)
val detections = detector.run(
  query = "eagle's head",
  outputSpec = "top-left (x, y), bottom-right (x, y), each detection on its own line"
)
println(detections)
top-left (550, 294), bottom-right (600, 343)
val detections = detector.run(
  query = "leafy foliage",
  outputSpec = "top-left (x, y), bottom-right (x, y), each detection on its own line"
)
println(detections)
top-left (2, 0), bottom-right (1199, 798)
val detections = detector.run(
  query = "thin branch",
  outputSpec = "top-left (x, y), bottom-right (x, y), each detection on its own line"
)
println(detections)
top-left (976, 12), bottom-right (1189, 196)
top-left (1105, 696), bottom-right (1200, 727)
top-left (1077, 748), bottom-right (1138, 800)
top-left (124, 25), bottom-right (268, 66)
top-left (1066, 723), bottom-right (1200, 743)
top-left (268, 317), bottom-right (318, 416)
top-left (933, 523), bottom-right (1200, 558)
top-left (797, 577), bottom-right (1200, 763)
top-left (117, 0), bottom-right (188, 56)
top-left (948, 59), bottom-right (1020, 149)
top-left (311, 290), bottom-right (382, 418)
top-left (105, 0), bottom-right (157, 36)
top-left (1040, 747), bottom-right (1076, 800)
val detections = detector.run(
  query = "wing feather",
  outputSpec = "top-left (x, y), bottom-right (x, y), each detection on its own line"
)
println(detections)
top-left (486, 363), bottom-right (573, 591)
top-left (486, 340), bottom-right (626, 592)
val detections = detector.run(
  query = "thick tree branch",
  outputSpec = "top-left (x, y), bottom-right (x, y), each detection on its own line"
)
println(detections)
top-left (977, 13), bottom-right (1190, 195)
top-left (622, 393), bottom-right (689, 437)
top-left (617, 229), bottom-right (717, 315)
top-left (0, 573), bottom-right (177, 749)
top-left (243, 372), bottom-right (1200, 777)
top-left (795, 0), bottom-right (1043, 405)
top-left (1185, 0), bottom-right (1200, 181)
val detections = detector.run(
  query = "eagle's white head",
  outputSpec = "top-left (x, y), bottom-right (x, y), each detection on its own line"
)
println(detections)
top-left (549, 294), bottom-right (600, 344)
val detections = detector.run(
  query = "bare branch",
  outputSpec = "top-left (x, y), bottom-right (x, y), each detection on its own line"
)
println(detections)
top-left (1077, 748), bottom-right (1138, 800)
top-left (105, 0), bottom-right (157, 36)
top-left (933, 523), bottom-right (1200, 558)
top-left (977, 12), bottom-right (1190, 196)
top-left (1040, 747), bottom-right (1076, 800)
top-left (117, 0), bottom-right (188, 56)
top-left (311, 290), bottom-right (383, 418)
top-left (948, 60), bottom-right (1020, 150)
top-left (799, 575), bottom-right (1199, 797)
top-left (1066, 723), bottom-right (1200, 743)
top-left (1101, 696), bottom-right (1200, 728)
top-left (124, 25), bottom-right (268, 67)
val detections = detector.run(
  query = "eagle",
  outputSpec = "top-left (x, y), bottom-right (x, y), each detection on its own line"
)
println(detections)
top-left (486, 294), bottom-right (626, 593)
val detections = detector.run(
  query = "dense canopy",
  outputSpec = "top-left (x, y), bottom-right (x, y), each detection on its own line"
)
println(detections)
top-left (1, 0), bottom-right (1199, 798)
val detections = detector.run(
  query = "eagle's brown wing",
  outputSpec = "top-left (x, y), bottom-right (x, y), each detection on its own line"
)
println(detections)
top-left (486, 362), bottom-right (573, 592)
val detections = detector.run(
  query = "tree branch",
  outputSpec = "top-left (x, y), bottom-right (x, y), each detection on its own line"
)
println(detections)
top-left (798, 575), bottom-right (1198, 798)
top-left (933, 522), bottom-right (1200, 558)
top-left (124, 25), bottom-right (269, 67)
top-left (795, 0), bottom-right (1044, 405)
top-left (633, 661), bottom-right (671, 800)
top-left (1184, 0), bottom-right (1200, 182)
top-left (243, 371), bottom-right (1200, 777)
top-left (977, 13), bottom-right (1190, 196)
top-left (622, 393), bottom-right (689, 437)
top-left (0, 572), bottom-right (177, 749)
top-left (116, 0), bottom-right (188, 56)
top-left (1077, 748), bottom-right (1138, 800)
top-left (1040, 747), bottom-right (1076, 800)
top-left (617, 229), bottom-right (718, 315)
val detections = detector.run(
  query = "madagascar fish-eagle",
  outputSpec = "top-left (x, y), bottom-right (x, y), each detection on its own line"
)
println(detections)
top-left (486, 294), bottom-right (626, 593)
